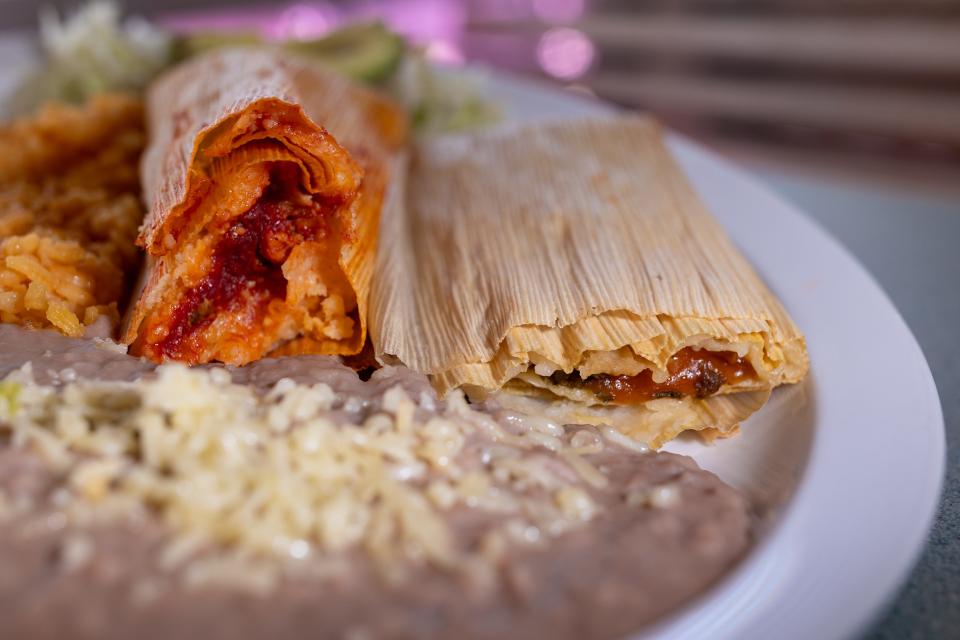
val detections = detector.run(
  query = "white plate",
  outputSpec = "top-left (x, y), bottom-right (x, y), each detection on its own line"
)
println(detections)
top-left (480, 73), bottom-right (944, 640)
top-left (0, 45), bottom-right (944, 640)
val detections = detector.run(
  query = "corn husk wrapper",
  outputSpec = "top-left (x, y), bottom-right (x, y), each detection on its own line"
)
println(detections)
top-left (123, 48), bottom-right (408, 364)
top-left (372, 116), bottom-right (808, 447)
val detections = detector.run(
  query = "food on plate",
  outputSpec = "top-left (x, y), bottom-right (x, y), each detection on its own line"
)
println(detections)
top-left (0, 94), bottom-right (145, 337)
top-left (373, 116), bottom-right (808, 447)
top-left (122, 48), bottom-right (408, 365)
top-left (8, 2), bottom-right (498, 135)
top-left (0, 6), bottom-right (812, 636)
top-left (0, 324), bottom-right (750, 639)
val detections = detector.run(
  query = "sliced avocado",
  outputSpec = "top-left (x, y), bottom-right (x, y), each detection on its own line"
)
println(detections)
top-left (0, 380), bottom-right (20, 414)
top-left (173, 32), bottom-right (265, 62)
top-left (284, 22), bottom-right (405, 84)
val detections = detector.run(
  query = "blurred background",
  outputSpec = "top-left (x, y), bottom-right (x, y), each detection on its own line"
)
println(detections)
top-left (1, 0), bottom-right (959, 192)
top-left (0, 2), bottom-right (958, 640)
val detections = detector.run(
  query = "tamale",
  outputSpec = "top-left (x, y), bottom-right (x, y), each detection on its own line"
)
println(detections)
top-left (372, 116), bottom-right (808, 447)
top-left (123, 48), bottom-right (408, 364)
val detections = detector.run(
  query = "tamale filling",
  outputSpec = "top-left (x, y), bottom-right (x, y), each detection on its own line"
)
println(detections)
top-left (141, 164), bottom-right (354, 363)
top-left (554, 348), bottom-right (756, 404)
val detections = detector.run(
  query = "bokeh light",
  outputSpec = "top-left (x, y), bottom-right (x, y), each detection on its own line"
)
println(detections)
top-left (268, 3), bottom-right (339, 40)
top-left (425, 39), bottom-right (465, 64)
top-left (536, 27), bottom-right (594, 79)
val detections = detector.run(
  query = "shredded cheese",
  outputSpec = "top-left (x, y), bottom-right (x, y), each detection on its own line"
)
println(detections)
top-left (0, 363), bottom-right (609, 589)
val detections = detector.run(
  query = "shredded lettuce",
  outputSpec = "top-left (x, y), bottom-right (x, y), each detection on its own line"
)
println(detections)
top-left (386, 53), bottom-right (500, 134)
top-left (6, 1), bottom-right (172, 117)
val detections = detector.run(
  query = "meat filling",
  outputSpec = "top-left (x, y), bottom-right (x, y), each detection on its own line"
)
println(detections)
top-left (553, 348), bottom-right (756, 404)
top-left (144, 166), bottom-right (343, 362)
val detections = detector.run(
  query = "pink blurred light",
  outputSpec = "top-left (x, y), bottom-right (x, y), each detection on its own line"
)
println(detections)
top-left (160, 1), bottom-right (466, 44)
top-left (352, 0), bottom-right (464, 42)
top-left (470, 0), bottom-right (535, 22)
top-left (536, 27), bottom-right (594, 79)
top-left (159, 7), bottom-right (289, 37)
top-left (532, 0), bottom-right (585, 24)
top-left (269, 3), bottom-right (338, 40)
top-left (425, 40), bottom-right (465, 64)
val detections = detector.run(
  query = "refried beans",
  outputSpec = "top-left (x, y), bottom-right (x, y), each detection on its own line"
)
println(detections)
top-left (0, 324), bottom-right (752, 640)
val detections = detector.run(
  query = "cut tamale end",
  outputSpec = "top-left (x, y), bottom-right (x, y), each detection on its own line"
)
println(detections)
top-left (371, 116), bottom-right (808, 447)
top-left (123, 48), bottom-right (408, 365)
top-left (488, 383), bottom-right (771, 449)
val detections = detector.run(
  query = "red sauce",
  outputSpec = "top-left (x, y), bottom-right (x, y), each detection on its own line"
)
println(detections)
top-left (151, 177), bottom-right (337, 362)
top-left (581, 348), bottom-right (756, 404)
